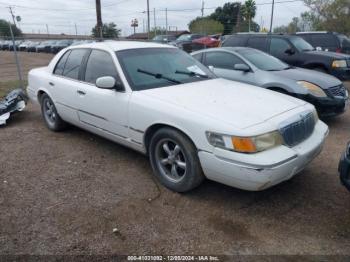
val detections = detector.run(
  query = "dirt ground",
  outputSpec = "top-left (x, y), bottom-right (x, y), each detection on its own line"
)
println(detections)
top-left (1, 51), bottom-right (350, 257)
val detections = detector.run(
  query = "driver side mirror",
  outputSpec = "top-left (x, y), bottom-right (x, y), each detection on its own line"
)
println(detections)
top-left (96, 76), bottom-right (124, 91)
top-left (284, 48), bottom-right (295, 55)
top-left (233, 63), bottom-right (251, 72)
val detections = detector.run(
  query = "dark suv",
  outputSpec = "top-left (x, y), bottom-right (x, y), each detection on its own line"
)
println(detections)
top-left (222, 33), bottom-right (350, 81)
top-left (296, 32), bottom-right (350, 54)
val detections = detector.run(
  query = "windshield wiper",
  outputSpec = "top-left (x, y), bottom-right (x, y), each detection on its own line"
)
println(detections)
top-left (175, 70), bottom-right (209, 78)
top-left (137, 68), bottom-right (182, 84)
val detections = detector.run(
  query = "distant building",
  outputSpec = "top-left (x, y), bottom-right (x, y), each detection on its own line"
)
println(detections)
top-left (126, 30), bottom-right (190, 40)
top-left (22, 33), bottom-right (93, 40)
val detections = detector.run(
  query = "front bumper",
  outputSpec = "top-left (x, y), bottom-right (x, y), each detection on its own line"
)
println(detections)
top-left (198, 121), bottom-right (329, 191)
top-left (338, 144), bottom-right (350, 191)
top-left (331, 68), bottom-right (350, 81)
top-left (300, 94), bottom-right (348, 118)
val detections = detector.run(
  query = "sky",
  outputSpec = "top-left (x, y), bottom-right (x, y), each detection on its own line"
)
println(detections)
top-left (0, 0), bottom-right (309, 37)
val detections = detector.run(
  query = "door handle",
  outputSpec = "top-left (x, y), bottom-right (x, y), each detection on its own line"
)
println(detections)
top-left (77, 90), bottom-right (86, 95)
top-left (49, 82), bottom-right (55, 86)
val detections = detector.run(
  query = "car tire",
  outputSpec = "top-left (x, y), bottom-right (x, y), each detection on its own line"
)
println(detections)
top-left (149, 127), bottom-right (204, 192)
top-left (40, 93), bottom-right (67, 131)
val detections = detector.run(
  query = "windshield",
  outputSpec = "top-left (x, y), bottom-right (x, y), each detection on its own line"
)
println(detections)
top-left (290, 37), bottom-right (314, 51)
top-left (177, 34), bottom-right (191, 41)
top-left (237, 49), bottom-right (290, 71)
top-left (116, 48), bottom-right (215, 91)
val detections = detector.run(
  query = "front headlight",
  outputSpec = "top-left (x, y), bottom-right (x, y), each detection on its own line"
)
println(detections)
top-left (206, 131), bottom-right (283, 153)
top-left (332, 60), bottom-right (347, 68)
top-left (297, 81), bottom-right (327, 97)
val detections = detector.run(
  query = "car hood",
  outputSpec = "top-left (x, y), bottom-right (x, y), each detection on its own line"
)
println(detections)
top-left (305, 50), bottom-right (350, 60)
top-left (270, 67), bottom-right (342, 89)
top-left (141, 78), bottom-right (306, 129)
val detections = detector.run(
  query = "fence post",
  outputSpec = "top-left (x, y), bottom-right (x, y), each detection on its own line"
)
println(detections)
top-left (8, 20), bottom-right (24, 89)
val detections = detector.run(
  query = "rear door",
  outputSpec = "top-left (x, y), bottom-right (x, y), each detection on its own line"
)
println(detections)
top-left (76, 49), bottom-right (130, 138)
top-left (51, 48), bottom-right (89, 124)
top-left (203, 51), bottom-right (256, 85)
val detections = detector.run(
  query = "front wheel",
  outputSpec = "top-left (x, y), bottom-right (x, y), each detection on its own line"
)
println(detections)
top-left (149, 128), bottom-right (204, 192)
top-left (40, 93), bottom-right (67, 131)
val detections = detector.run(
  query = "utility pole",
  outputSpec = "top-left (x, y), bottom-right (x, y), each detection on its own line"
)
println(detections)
top-left (269, 0), bottom-right (275, 33)
top-left (8, 6), bottom-right (23, 89)
top-left (147, 0), bottom-right (150, 39)
top-left (165, 8), bottom-right (168, 35)
top-left (143, 19), bottom-right (145, 33)
top-left (75, 23), bottom-right (78, 36)
top-left (95, 0), bottom-right (103, 40)
top-left (201, 1), bottom-right (204, 17)
top-left (46, 24), bottom-right (49, 36)
top-left (153, 8), bottom-right (156, 37)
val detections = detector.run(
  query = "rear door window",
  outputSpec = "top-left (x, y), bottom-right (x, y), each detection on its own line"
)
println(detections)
top-left (247, 37), bottom-right (268, 51)
top-left (62, 49), bottom-right (87, 80)
top-left (54, 50), bottom-right (71, 75)
top-left (204, 51), bottom-right (244, 70)
top-left (84, 49), bottom-right (119, 84)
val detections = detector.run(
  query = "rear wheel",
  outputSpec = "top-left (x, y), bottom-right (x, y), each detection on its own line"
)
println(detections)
top-left (40, 93), bottom-right (67, 131)
top-left (149, 128), bottom-right (204, 192)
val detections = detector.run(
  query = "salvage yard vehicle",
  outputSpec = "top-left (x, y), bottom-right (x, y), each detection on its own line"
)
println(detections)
top-left (338, 143), bottom-right (350, 191)
top-left (27, 41), bottom-right (329, 192)
top-left (50, 40), bottom-right (73, 54)
top-left (222, 33), bottom-right (350, 82)
top-left (192, 47), bottom-right (348, 118)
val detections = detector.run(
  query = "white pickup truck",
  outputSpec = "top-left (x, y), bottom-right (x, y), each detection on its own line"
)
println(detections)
top-left (27, 41), bottom-right (329, 192)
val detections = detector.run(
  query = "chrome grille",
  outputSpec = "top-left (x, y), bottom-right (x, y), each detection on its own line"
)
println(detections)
top-left (326, 85), bottom-right (346, 97)
top-left (280, 112), bottom-right (315, 147)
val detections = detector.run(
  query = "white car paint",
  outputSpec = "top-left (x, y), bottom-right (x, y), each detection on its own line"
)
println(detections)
top-left (27, 41), bottom-right (329, 191)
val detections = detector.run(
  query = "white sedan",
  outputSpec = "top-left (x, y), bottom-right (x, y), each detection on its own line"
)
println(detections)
top-left (27, 41), bottom-right (329, 192)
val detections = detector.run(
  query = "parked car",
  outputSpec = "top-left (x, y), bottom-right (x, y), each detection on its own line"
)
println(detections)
top-left (27, 41), bottom-right (328, 192)
top-left (192, 47), bottom-right (348, 118)
top-left (70, 40), bottom-right (94, 46)
top-left (27, 41), bottom-right (41, 52)
top-left (222, 33), bottom-right (350, 81)
top-left (193, 36), bottom-right (221, 48)
top-left (19, 41), bottom-right (33, 51)
top-left (0, 40), bottom-right (10, 50)
top-left (9, 40), bottom-right (23, 51)
top-left (36, 40), bottom-right (57, 53)
top-left (50, 40), bottom-right (73, 54)
top-left (169, 34), bottom-right (206, 52)
top-left (338, 143), bottom-right (350, 191)
top-left (152, 35), bottom-right (177, 44)
top-left (296, 31), bottom-right (350, 54)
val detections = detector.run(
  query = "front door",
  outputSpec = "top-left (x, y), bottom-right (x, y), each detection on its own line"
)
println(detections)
top-left (76, 49), bottom-right (130, 138)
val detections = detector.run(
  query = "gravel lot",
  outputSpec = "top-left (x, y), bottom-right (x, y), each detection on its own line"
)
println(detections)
top-left (1, 51), bottom-right (350, 256)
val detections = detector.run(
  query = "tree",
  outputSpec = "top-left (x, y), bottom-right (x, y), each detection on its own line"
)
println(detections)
top-left (241, 0), bottom-right (257, 32)
top-left (92, 22), bottom-right (121, 38)
top-left (189, 18), bottom-right (224, 35)
top-left (304, 0), bottom-right (350, 34)
top-left (273, 17), bottom-right (301, 33)
top-left (0, 19), bottom-right (22, 37)
top-left (209, 2), bottom-right (243, 34)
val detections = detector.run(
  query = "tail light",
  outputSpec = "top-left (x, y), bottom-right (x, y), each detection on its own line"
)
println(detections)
top-left (336, 48), bottom-right (342, 53)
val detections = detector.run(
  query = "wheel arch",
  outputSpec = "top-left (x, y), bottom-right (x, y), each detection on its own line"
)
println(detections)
top-left (143, 123), bottom-right (197, 155)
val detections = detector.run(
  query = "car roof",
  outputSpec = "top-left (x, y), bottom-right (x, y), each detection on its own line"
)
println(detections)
top-left (69, 40), bottom-right (175, 51)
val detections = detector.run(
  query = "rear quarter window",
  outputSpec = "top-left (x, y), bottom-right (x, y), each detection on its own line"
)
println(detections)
top-left (222, 36), bottom-right (247, 47)
top-left (54, 50), bottom-right (71, 75)
top-left (311, 34), bottom-right (339, 49)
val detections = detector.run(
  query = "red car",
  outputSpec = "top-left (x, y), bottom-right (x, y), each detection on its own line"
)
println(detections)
top-left (193, 35), bottom-right (221, 48)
